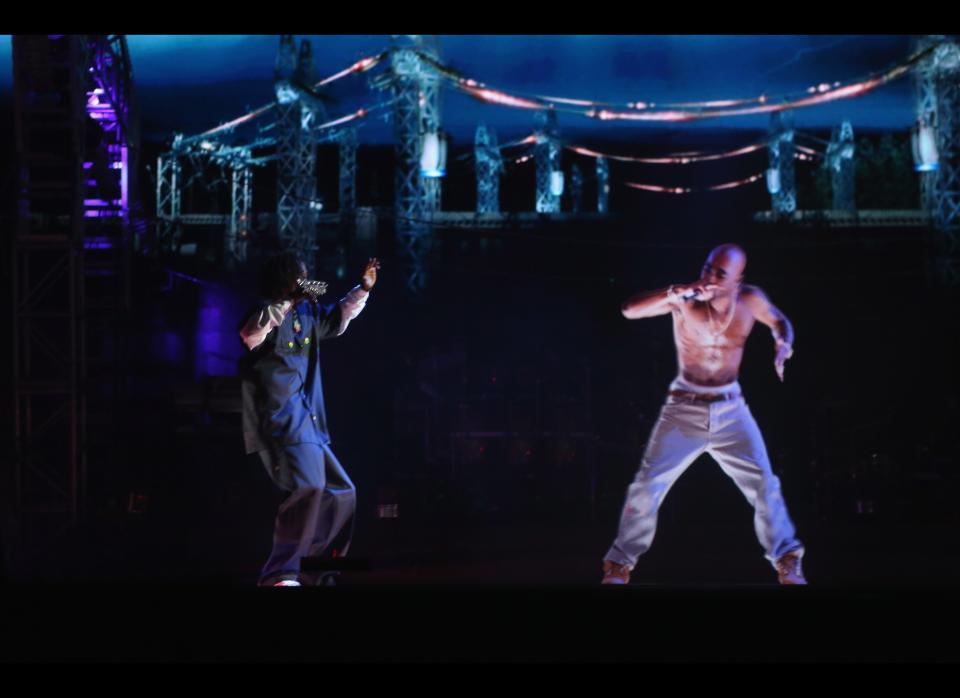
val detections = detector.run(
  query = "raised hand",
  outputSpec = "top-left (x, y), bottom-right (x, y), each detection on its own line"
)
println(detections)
top-left (361, 257), bottom-right (381, 291)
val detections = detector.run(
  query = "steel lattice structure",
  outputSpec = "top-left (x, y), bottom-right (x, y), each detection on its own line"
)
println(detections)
top-left (156, 140), bottom-right (270, 263)
top-left (768, 111), bottom-right (797, 215)
top-left (474, 123), bottom-right (502, 214)
top-left (915, 36), bottom-right (944, 213)
top-left (932, 40), bottom-right (960, 284)
top-left (933, 42), bottom-right (960, 230)
top-left (596, 156), bottom-right (609, 214)
top-left (418, 37), bottom-right (443, 216)
top-left (913, 36), bottom-right (960, 284)
top-left (228, 160), bottom-right (252, 266)
top-left (535, 109), bottom-right (561, 213)
top-left (11, 35), bottom-right (137, 541)
top-left (339, 127), bottom-right (358, 214)
top-left (156, 152), bottom-right (182, 252)
top-left (828, 120), bottom-right (856, 212)
top-left (571, 163), bottom-right (584, 213)
top-left (381, 36), bottom-right (444, 291)
top-left (274, 36), bottom-right (324, 269)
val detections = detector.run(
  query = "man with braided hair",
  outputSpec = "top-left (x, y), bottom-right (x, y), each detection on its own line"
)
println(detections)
top-left (239, 251), bottom-right (380, 587)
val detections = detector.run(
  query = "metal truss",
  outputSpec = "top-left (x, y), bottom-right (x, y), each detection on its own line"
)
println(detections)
top-left (768, 111), bottom-right (797, 215)
top-left (915, 36), bottom-right (944, 213)
top-left (570, 163), bottom-right (584, 213)
top-left (384, 39), bottom-right (433, 291)
top-left (11, 35), bottom-right (136, 542)
top-left (535, 109), bottom-right (561, 213)
top-left (339, 127), bottom-right (357, 214)
top-left (228, 162), bottom-right (252, 266)
top-left (828, 120), bottom-right (856, 212)
top-left (474, 123), bottom-right (502, 214)
top-left (156, 152), bottom-right (182, 252)
top-left (596, 156), bottom-right (609, 214)
top-left (933, 41), bottom-right (960, 284)
top-left (274, 36), bottom-right (323, 269)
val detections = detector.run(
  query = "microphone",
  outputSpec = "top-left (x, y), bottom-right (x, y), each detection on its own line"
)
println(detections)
top-left (296, 278), bottom-right (329, 301)
top-left (678, 284), bottom-right (717, 301)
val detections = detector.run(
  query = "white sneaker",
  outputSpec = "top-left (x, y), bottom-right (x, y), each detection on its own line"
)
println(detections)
top-left (272, 579), bottom-right (302, 587)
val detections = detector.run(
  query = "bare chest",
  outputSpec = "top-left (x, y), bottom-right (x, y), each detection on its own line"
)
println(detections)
top-left (673, 300), bottom-right (754, 349)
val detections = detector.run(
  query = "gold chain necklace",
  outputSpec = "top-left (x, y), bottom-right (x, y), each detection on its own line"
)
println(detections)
top-left (707, 291), bottom-right (738, 339)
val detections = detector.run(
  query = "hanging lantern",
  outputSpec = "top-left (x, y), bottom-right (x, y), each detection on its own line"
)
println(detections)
top-left (421, 131), bottom-right (447, 178)
top-left (911, 124), bottom-right (939, 172)
top-left (550, 170), bottom-right (565, 197)
top-left (766, 168), bottom-right (781, 195)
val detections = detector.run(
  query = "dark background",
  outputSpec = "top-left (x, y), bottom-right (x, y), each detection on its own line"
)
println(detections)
top-left (1, 36), bottom-right (958, 591)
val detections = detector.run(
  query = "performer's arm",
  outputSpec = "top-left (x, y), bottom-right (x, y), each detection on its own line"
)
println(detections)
top-left (338, 257), bottom-right (380, 334)
top-left (621, 279), bottom-right (719, 319)
top-left (239, 300), bottom-right (293, 350)
top-left (304, 257), bottom-right (380, 341)
top-left (337, 285), bottom-right (369, 335)
top-left (742, 285), bottom-right (795, 382)
top-left (621, 287), bottom-right (678, 319)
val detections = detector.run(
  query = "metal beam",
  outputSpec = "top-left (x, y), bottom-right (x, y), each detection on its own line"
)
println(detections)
top-left (535, 109), bottom-right (561, 213)
top-left (339, 127), bottom-right (357, 214)
top-left (828, 120), bottom-right (856, 212)
top-left (768, 111), bottom-right (797, 215)
top-left (475, 123), bottom-right (501, 214)
top-left (597, 156), bottom-right (609, 214)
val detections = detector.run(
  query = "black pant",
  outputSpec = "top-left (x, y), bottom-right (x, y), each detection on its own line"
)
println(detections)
top-left (258, 442), bottom-right (357, 586)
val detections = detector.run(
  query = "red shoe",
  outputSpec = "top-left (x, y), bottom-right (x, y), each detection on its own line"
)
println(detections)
top-left (775, 552), bottom-right (807, 585)
top-left (602, 560), bottom-right (633, 585)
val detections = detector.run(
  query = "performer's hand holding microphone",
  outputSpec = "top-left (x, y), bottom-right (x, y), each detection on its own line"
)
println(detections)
top-left (287, 258), bottom-right (380, 305)
top-left (668, 278), bottom-right (720, 302)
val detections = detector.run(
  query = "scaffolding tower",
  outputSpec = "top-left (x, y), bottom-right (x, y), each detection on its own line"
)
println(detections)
top-left (828, 120), bottom-right (856, 212)
top-left (339, 127), bottom-right (358, 215)
top-left (915, 36), bottom-right (943, 213)
top-left (597, 156), bottom-right (609, 214)
top-left (381, 35), bottom-right (442, 291)
top-left (474, 123), bottom-right (502, 214)
top-left (11, 35), bottom-right (137, 542)
top-left (535, 109), bottom-right (561, 213)
top-left (768, 111), bottom-right (797, 215)
top-left (275, 35), bottom-right (324, 270)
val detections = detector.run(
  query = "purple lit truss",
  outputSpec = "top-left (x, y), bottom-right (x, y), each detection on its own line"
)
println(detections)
top-left (82, 37), bottom-right (132, 231)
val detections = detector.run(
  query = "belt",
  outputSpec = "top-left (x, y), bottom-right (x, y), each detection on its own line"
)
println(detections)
top-left (668, 389), bottom-right (740, 403)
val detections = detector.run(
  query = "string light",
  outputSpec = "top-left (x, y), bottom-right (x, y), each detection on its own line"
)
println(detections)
top-left (187, 52), bottom-right (386, 142)
top-left (513, 153), bottom-right (534, 166)
top-left (567, 141), bottom-right (766, 165)
top-left (314, 52), bottom-right (387, 87)
top-left (194, 103), bottom-right (275, 139)
top-left (584, 64), bottom-right (912, 122)
top-left (421, 42), bottom-right (937, 125)
top-left (624, 172), bottom-right (765, 194)
top-left (315, 107), bottom-right (369, 131)
top-left (459, 83), bottom-right (544, 110)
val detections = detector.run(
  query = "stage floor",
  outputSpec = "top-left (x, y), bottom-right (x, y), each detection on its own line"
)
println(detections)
top-left (1, 582), bottom-right (956, 662)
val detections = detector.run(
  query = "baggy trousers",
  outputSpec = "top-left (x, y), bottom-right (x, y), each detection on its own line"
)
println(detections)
top-left (257, 442), bottom-right (357, 586)
top-left (605, 383), bottom-right (804, 570)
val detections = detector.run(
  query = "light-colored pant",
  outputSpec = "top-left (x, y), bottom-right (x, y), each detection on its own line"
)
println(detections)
top-left (606, 378), bottom-right (803, 570)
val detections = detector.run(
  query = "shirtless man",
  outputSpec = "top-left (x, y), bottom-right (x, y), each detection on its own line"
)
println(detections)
top-left (602, 243), bottom-right (807, 585)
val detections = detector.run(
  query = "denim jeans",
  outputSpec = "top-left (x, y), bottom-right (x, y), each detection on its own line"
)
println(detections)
top-left (258, 442), bottom-right (357, 586)
top-left (606, 379), bottom-right (804, 570)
